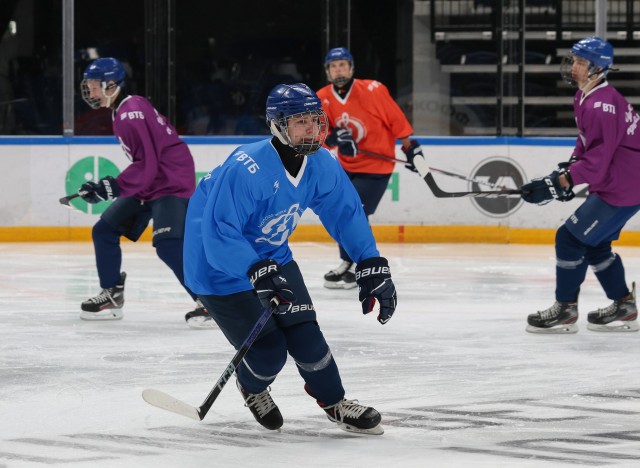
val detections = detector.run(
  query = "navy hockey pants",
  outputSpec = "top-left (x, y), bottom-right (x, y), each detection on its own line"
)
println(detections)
top-left (92, 196), bottom-right (197, 301)
top-left (198, 260), bottom-right (345, 405)
top-left (555, 194), bottom-right (640, 302)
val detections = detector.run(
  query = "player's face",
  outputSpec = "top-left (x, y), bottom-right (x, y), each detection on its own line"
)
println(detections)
top-left (571, 56), bottom-right (591, 87)
top-left (85, 79), bottom-right (119, 107)
top-left (286, 112), bottom-right (327, 147)
top-left (84, 80), bottom-right (108, 107)
top-left (327, 60), bottom-right (353, 83)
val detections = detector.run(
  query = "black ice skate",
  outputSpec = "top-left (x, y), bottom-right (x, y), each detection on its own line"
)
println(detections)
top-left (305, 384), bottom-right (383, 435)
top-left (80, 272), bottom-right (126, 321)
top-left (587, 282), bottom-right (639, 332)
top-left (526, 300), bottom-right (578, 334)
top-left (323, 260), bottom-right (357, 290)
top-left (185, 299), bottom-right (216, 329)
top-left (236, 380), bottom-right (283, 430)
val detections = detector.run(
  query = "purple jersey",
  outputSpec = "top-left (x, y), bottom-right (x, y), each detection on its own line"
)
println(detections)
top-left (112, 96), bottom-right (195, 201)
top-left (570, 82), bottom-right (640, 206)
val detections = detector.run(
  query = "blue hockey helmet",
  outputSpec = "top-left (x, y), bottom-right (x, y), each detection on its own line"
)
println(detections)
top-left (83, 57), bottom-right (127, 85)
top-left (324, 47), bottom-right (354, 67)
top-left (265, 83), bottom-right (329, 155)
top-left (324, 47), bottom-right (354, 87)
top-left (266, 83), bottom-right (322, 120)
top-left (561, 36), bottom-right (614, 86)
top-left (572, 36), bottom-right (614, 72)
top-left (81, 57), bottom-right (126, 109)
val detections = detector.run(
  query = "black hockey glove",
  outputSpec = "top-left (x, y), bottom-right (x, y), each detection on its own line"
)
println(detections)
top-left (557, 155), bottom-right (577, 170)
top-left (325, 127), bottom-right (358, 157)
top-left (79, 176), bottom-right (120, 204)
top-left (520, 169), bottom-right (574, 205)
top-left (247, 259), bottom-right (296, 314)
top-left (355, 256), bottom-right (397, 325)
top-left (401, 139), bottom-right (423, 173)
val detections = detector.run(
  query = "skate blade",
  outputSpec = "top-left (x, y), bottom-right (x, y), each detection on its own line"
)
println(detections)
top-left (525, 323), bottom-right (578, 334)
top-left (80, 310), bottom-right (124, 321)
top-left (587, 321), bottom-right (639, 333)
top-left (336, 422), bottom-right (384, 435)
top-left (186, 317), bottom-right (217, 330)
top-left (323, 281), bottom-right (357, 290)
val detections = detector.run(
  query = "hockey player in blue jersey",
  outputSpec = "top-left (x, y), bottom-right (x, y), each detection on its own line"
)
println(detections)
top-left (183, 83), bottom-right (397, 434)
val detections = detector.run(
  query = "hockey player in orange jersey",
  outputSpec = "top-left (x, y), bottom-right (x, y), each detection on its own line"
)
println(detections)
top-left (317, 47), bottom-right (424, 289)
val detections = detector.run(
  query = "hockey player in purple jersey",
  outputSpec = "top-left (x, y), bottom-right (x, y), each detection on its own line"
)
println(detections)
top-left (183, 83), bottom-right (397, 434)
top-left (520, 37), bottom-right (640, 334)
top-left (77, 57), bottom-right (212, 329)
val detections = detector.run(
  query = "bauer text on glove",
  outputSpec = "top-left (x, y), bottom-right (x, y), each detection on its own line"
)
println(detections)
top-left (248, 259), bottom-right (296, 314)
top-left (79, 176), bottom-right (120, 204)
top-left (355, 256), bottom-right (397, 324)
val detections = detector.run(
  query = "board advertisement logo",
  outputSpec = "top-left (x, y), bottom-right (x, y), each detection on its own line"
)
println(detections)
top-left (64, 156), bottom-right (121, 214)
top-left (470, 157), bottom-right (525, 218)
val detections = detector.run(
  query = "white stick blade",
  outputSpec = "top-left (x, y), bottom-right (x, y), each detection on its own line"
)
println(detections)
top-left (142, 388), bottom-right (201, 421)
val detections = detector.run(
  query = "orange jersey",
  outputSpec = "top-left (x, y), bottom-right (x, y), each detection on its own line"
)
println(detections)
top-left (317, 79), bottom-right (413, 174)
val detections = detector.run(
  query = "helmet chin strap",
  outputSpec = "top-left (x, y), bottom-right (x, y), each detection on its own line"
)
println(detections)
top-left (579, 69), bottom-right (605, 91)
top-left (102, 84), bottom-right (121, 108)
top-left (270, 120), bottom-right (290, 146)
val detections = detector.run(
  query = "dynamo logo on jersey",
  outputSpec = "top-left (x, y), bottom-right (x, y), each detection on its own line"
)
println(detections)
top-left (625, 103), bottom-right (640, 135)
top-left (335, 112), bottom-right (366, 143)
top-left (256, 204), bottom-right (302, 246)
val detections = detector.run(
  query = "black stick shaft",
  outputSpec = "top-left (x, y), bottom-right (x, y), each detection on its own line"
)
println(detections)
top-left (196, 306), bottom-right (274, 419)
top-left (357, 149), bottom-right (510, 190)
top-left (410, 155), bottom-right (522, 198)
top-left (424, 172), bottom-right (522, 198)
top-left (59, 193), bottom-right (80, 206)
top-left (357, 149), bottom-right (406, 164)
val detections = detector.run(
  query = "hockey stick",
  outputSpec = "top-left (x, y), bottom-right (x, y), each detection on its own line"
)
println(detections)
top-left (142, 303), bottom-right (275, 421)
top-left (424, 172), bottom-right (523, 198)
top-left (358, 149), bottom-right (511, 191)
top-left (411, 155), bottom-right (523, 198)
top-left (357, 149), bottom-right (407, 164)
top-left (59, 191), bottom-right (95, 207)
top-left (59, 193), bottom-right (80, 206)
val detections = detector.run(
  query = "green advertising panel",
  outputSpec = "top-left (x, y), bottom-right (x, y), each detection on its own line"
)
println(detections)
top-left (65, 156), bottom-right (121, 214)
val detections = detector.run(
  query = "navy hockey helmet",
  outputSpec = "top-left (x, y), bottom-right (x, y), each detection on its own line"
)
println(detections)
top-left (572, 36), bottom-right (614, 71)
top-left (81, 57), bottom-right (126, 109)
top-left (265, 83), bottom-right (329, 156)
top-left (560, 36), bottom-right (614, 86)
top-left (324, 47), bottom-right (354, 87)
top-left (324, 47), bottom-right (354, 67)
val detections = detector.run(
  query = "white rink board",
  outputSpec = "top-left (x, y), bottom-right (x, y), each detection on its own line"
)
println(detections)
top-left (0, 136), bottom-right (633, 231)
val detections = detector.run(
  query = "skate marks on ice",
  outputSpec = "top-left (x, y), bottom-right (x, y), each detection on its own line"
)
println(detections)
top-left (385, 388), bottom-right (640, 465)
top-left (0, 419), bottom-right (363, 465)
top-left (2, 390), bottom-right (640, 466)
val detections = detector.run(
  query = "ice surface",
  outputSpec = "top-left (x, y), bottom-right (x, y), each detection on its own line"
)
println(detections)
top-left (1, 241), bottom-right (640, 467)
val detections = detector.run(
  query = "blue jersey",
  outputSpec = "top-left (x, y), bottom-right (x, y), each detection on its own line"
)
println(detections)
top-left (184, 139), bottom-right (380, 295)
